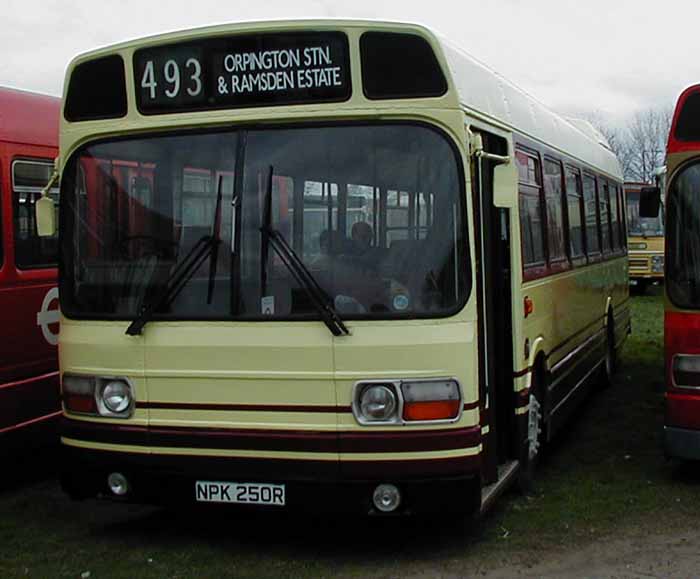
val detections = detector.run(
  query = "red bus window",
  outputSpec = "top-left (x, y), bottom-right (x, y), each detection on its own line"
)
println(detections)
top-left (12, 159), bottom-right (59, 269)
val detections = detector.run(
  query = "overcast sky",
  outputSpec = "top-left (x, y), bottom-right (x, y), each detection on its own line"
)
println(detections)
top-left (1, 0), bottom-right (696, 126)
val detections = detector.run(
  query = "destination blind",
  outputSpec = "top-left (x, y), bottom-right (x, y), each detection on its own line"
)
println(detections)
top-left (134, 32), bottom-right (351, 114)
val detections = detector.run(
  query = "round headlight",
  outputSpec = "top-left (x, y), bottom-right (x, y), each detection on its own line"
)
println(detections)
top-left (359, 385), bottom-right (397, 421)
top-left (102, 380), bottom-right (131, 414)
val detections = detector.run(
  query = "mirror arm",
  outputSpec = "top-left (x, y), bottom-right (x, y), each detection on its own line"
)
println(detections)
top-left (476, 150), bottom-right (510, 165)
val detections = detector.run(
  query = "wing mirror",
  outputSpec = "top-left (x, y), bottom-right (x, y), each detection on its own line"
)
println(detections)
top-left (639, 186), bottom-right (661, 218)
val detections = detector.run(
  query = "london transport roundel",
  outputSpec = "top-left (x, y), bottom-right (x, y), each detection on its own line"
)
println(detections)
top-left (36, 286), bottom-right (60, 346)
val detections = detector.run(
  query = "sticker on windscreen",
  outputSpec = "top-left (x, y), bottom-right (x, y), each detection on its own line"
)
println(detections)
top-left (261, 296), bottom-right (275, 315)
top-left (393, 294), bottom-right (410, 311)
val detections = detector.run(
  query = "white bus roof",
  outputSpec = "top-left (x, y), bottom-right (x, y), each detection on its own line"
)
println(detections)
top-left (440, 39), bottom-right (622, 180)
top-left (65, 18), bottom-right (622, 180)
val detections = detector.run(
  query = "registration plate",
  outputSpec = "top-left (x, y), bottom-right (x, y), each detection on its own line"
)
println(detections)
top-left (195, 481), bottom-right (285, 506)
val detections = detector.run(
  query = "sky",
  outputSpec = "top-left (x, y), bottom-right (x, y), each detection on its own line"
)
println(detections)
top-left (1, 0), bottom-right (696, 127)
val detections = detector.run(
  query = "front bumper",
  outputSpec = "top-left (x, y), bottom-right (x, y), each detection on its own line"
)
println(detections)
top-left (60, 445), bottom-right (481, 515)
top-left (664, 426), bottom-right (700, 461)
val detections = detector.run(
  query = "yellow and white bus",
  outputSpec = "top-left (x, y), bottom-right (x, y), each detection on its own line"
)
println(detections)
top-left (626, 171), bottom-right (665, 292)
top-left (47, 20), bottom-right (629, 516)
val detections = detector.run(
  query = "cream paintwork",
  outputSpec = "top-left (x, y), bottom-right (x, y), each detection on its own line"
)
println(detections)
top-left (57, 20), bottom-right (626, 474)
top-left (628, 236), bottom-right (664, 280)
top-left (520, 258), bottom-right (628, 379)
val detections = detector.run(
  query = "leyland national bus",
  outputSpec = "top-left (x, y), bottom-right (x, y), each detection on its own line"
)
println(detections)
top-left (0, 87), bottom-right (61, 450)
top-left (659, 84), bottom-right (700, 460)
top-left (626, 175), bottom-right (665, 292)
top-left (47, 20), bottom-right (629, 515)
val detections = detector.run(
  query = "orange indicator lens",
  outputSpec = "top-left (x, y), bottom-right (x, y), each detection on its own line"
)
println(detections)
top-left (403, 399), bottom-right (461, 421)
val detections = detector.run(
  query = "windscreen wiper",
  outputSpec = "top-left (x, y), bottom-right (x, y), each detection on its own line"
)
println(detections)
top-left (126, 178), bottom-right (224, 336)
top-left (207, 176), bottom-right (224, 304)
top-left (260, 166), bottom-right (349, 337)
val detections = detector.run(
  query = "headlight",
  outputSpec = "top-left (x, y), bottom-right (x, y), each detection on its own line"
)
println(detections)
top-left (100, 380), bottom-right (133, 414)
top-left (352, 379), bottom-right (463, 425)
top-left (356, 384), bottom-right (399, 423)
top-left (62, 374), bottom-right (134, 418)
top-left (651, 255), bottom-right (664, 272)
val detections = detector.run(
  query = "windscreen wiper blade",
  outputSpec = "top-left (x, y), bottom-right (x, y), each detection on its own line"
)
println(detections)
top-left (127, 176), bottom-right (225, 336)
top-left (260, 166), bottom-right (349, 337)
top-left (207, 176), bottom-right (224, 304)
top-left (125, 234), bottom-right (218, 336)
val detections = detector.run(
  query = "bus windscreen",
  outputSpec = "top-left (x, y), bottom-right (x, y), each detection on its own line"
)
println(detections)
top-left (627, 191), bottom-right (664, 237)
top-left (667, 162), bottom-right (700, 307)
top-left (61, 123), bottom-right (469, 321)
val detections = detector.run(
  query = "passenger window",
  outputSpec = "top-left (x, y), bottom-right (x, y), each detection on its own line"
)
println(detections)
top-left (12, 159), bottom-right (59, 269)
top-left (517, 150), bottom-right (545, 267)
top-left (617, 186), bottom-right (627, 247)
top-left (609, 183), bottom-right (620, 249)
top-left (599, 180), bottom-right (612, 253)
top-left (582, 174), bottom-right (600, 255)
top-left (544, 159), bottom-right (567, 263)
top-left (565, 167), bottom-right (585, 258)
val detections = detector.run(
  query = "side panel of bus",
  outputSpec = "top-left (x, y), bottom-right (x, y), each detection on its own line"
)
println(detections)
top-left (0, 140), bottom-right (60, 448)
top-left (512, 136), bottom-right (630, 440)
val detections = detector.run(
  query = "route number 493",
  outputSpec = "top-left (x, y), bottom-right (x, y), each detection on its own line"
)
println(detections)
top-left (141, 58), bottom-right (203, 100)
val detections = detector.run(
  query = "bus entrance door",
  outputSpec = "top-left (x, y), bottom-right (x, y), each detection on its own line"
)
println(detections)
top-left (472, 132), bottom-right (517, 492)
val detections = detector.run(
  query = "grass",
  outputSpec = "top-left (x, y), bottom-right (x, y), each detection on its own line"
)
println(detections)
top-left (3, 287), bottom-right (700, 578)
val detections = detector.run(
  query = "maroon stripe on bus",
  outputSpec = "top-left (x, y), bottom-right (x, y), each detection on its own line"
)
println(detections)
top-left (0, 410), bottom-right (62, 435)
top-left (137, 401), bottom-right (352, 413)
top-left (63, 446), bottom-right (480, 481)
top-left (0, 371), bottom-right (60, 430)
top-left (140, 401), bottom-right (480, 414)
top-left (61, 418), bottom-right (480, 454)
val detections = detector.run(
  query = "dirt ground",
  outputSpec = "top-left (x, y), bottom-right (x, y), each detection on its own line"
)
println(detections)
top-left (475, 531), bottom-right (700, 578)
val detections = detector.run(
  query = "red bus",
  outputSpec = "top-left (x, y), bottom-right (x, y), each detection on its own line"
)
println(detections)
top-left (658, 84), bottom-right (700, 459)
top-left (0, 87), bottom-right (61, 451)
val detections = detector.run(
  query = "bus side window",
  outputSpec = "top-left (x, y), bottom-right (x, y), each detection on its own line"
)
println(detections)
top-left (565, 166), bottom-right (585, 260)
top-left (609, 182), bottom-right (620, 250)
top-left (582, 173), bottom-right (600, 256)
top-left (543, 158), bottom-right (567, 265)
top-left (599, 178), bottom-right (612, 254)
top-left (12, 159), bottom-right (59, 269)
top-left (516, 149), bottom-right (546, 269)
top-left (617, 185), bottom-right (628, 248)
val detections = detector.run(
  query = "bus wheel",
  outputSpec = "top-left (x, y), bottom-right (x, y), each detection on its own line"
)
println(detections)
top-left (518, 368), bottom-right (545, 493)
top-left (601, 313), bottom-right (616, 387)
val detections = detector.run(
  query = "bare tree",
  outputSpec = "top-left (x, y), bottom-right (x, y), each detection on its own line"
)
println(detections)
top-left (625, 108), bottom-right (673, 183)
top-left (587, 107), bottom-right (672, 183)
